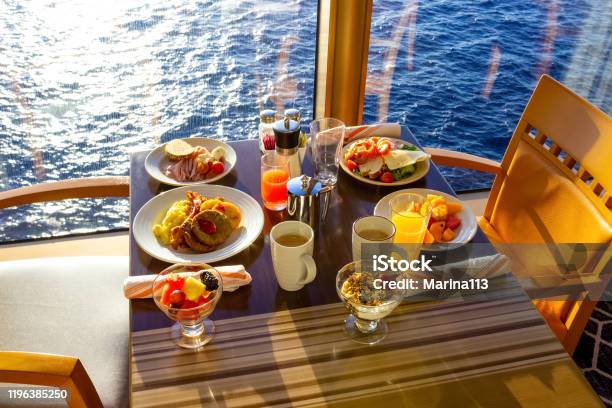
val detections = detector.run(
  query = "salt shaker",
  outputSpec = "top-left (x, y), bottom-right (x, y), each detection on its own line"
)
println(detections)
top-left (259, 109), bottom-right (276, 153)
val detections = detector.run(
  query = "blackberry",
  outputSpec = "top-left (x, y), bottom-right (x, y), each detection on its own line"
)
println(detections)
top-left (200, 270), bottom-right (219, 291)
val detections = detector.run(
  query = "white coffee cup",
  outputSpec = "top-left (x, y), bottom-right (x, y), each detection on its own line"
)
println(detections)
top-left (352, 216), bottom-right (396, 261)
top-left (270, 221), bottom-right (317, 291)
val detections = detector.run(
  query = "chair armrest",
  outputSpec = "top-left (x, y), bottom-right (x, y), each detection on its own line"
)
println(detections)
top-left (0, 176), bottom-right (129, 209)
top-left (424, 147), bottom-right (502, 175)
top-left (0, 351), bottom-right (103, 407)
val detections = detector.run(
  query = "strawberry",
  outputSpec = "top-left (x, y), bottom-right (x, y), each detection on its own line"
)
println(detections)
top-left (446, 214), bottom-right (462, 230)
top-left (197, 295), bottom-right (211, 306)
top-left (181, 299), bottom-right (199, 309)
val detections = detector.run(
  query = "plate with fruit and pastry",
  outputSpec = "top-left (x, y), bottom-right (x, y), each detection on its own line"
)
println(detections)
top-left (374, 188), bottom-right (477, 249)
top-left (133, 185), bottom-right (263, 263)
top-left (340, 137), bottom-right (430, 186)
top-left (145, 137), bottom-right (237, 186)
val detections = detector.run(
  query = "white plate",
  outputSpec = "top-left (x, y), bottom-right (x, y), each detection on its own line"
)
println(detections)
top-left (145, 137), bottom-right (237, 186)
top-left (373, 188), bottom-right (477, 249)
top-left (339, 139), bottom-right (430, 186)
top-left (133, 185), bottom-right (263, 264)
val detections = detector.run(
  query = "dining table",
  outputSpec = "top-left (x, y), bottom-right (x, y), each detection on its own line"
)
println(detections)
top-left (128, 127), bottom-right (602, 407)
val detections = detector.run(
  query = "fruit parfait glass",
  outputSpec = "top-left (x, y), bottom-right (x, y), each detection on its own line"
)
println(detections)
top-left (336, 260), bottom-right (404, 345)
top-left (152, 263), bottom-right (223, 349)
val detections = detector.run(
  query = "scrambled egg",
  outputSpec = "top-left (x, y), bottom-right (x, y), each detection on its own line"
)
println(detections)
top-left (152, 199), bottom-right (191, 245)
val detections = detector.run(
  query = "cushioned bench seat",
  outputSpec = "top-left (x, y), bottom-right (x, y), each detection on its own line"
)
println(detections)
top-left (0, 256), bottom-right (129, 407)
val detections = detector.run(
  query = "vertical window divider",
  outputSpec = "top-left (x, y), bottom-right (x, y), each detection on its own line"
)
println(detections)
top-left (314, 0), bottom-right (372, 125)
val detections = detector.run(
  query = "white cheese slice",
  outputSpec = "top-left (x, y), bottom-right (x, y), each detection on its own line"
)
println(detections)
top-left (382, 149), bottom-right (430, 170)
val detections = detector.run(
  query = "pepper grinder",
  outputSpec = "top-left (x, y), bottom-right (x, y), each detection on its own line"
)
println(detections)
top-left (273, 117), bottom-right (302, 178)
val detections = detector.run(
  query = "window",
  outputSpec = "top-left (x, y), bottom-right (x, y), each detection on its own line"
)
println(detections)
top-left (0, 0), bottom-right (317, 242)
top-left (365, 0), bottom-right (610, 191)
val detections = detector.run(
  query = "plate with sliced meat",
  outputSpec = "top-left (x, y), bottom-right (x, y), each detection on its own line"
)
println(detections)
top-left (145, 137), bottom-right (237, 186)
top-left (339, 137), bottom-right (430, 186)
top-left (133, 185), bottom-right (263, 263)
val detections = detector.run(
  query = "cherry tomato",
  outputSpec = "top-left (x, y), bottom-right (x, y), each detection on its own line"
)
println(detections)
top-left (346, 159), bottom-right (358, 172)
top-left (211, 161), bottom-right (224, 174)
top-left (380, 171), bottom-right (394, 183)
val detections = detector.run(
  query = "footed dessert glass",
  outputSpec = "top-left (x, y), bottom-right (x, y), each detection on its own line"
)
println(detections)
top-left (336, 260), bottom-right (404, 345)
top-left (152, 263), bottom-right (223, 349)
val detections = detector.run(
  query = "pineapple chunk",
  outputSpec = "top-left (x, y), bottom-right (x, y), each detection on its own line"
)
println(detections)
top-left (420, 202), bottom-right (431, 217)
top-left (430, 197), bottom-right (446, 208)
top-left (183, 277), bottom-right (205, 302)
top-left (431, 204), bottom-right (448, 221)
top-left (426, 194), bottom-right (442, 202)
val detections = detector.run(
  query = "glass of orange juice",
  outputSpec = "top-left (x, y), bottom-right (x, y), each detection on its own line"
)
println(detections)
top-left (389, 193), bottom-right (431, 259)
top-left (261, 152), bottom-right (290, 211)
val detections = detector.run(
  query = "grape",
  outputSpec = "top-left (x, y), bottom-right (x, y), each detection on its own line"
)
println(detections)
top-left (169, 290), bottom-right (185, 308)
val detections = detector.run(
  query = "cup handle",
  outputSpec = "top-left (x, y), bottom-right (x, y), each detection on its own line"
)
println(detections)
top-left (298, 254), bottom-right (317, 285)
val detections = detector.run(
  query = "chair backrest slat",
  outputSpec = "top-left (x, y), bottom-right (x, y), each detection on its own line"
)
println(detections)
top-left (485, 75), bottom-right (612, 223)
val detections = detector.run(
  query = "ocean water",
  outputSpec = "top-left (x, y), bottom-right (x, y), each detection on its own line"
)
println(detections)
top-left (0, 0), bottom-right (609, 243)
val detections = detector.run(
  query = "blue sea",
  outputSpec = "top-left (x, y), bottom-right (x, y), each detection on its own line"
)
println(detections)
top-left (0, 0), bottom-right (609, 243)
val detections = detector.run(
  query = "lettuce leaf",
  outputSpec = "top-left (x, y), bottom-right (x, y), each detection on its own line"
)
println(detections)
top-left (392, 164), bottom-right (415, 180)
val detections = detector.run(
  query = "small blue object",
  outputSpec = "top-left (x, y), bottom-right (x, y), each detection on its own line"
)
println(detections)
top-left (287, 175), bottom-right (323, 196)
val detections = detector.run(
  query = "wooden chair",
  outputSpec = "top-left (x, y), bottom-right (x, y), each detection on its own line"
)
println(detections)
top-left (427, 74), bottom-right (612, 354)
top-left (0, 351), bottom-right (103, 407)
top-left (0, 176), bottom-right (129, 209)
top-left (0, 176), bottom-right (130, 407)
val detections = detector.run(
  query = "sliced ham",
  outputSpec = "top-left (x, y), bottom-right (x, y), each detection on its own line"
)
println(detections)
top-left (165, 146), bottom-right (214, 182)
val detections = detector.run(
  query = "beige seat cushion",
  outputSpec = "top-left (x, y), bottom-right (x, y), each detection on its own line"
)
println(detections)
top-left (0, 256), bottom-right (129, 408)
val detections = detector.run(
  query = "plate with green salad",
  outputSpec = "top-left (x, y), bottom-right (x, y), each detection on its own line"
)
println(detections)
top-left (339, 136), bottom-right (430, 186)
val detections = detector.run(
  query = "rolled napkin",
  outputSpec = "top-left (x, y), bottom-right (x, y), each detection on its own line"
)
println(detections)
top-left (123, 265), bottom-right (252, 299)
top-left (344, 123), bottom-right (401, 145)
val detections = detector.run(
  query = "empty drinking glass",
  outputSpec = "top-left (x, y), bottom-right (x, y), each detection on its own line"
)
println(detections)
top-left (310, 118), bottom-right (345, 186)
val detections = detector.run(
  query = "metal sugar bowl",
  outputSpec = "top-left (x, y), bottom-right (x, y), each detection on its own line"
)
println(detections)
top-left (287, 175), bottom-right (332, 231)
